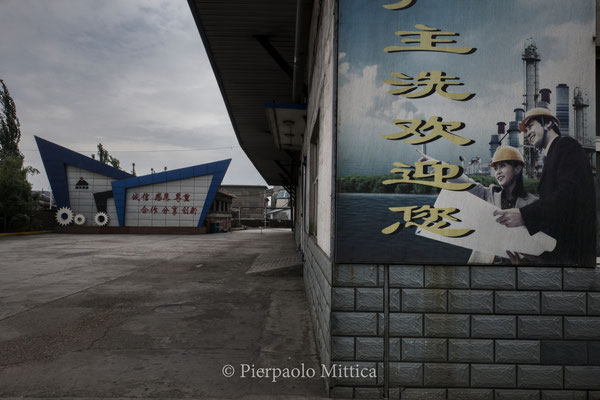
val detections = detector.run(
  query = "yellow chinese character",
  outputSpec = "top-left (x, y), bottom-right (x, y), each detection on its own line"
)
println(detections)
top-left (382, 205), bottom-right (474, 237)
top-left (383, 0), bottom-right (417, 10)
top-left (382, 116), bottom-right (474, 146)
top-left (384, 71), bottom-right (475, 101)
top-left (384, 24), bottom-right (475, 55)
top-left (382, 160), bottom-right (474, 191)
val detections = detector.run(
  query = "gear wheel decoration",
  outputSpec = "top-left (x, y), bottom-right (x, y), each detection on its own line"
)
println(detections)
top-left (94, 212), bottom-right (109, 227)
top-left (55, 207), bottom-right (74, 226)
top-left (73, 214), bottom-right (86, 226)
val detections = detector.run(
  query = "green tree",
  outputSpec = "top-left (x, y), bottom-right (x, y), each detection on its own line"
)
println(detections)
top-left (96, 143), bottom-right (121, 170)
top-left (0, 79), bottom-right (37, 231)
top-left (0, 80), bottom-right (21, 156)
top-left (96, 143), bottom-right (108, 163)
top-left (0, 154), bottom-right (35, 230)
top-left (108, 156), bottom-right (120, 170)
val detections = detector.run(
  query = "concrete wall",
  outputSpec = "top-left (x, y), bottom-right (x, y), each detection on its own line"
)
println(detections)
top-left (305, 0), bottom-right (335, 257)
top-left (330, 264), bottom-right (600, 399)
top-left (297, 0), bottom-right (336, 386)
top-left (220, 185), bottom-right (266, 220)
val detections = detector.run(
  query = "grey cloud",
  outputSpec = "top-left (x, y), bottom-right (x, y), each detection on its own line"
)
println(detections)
top-left (1, 0), bottom-right (267, 189)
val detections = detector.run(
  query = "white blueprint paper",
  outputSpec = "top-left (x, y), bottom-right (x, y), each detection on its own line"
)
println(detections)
top-left (415, 190), bottom-right (556, 258)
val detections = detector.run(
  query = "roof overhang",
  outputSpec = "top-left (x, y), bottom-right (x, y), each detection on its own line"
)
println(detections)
top-left (187, 0), bottom-right (306, 186)
top-left (265, 103), bottom-right (307, 152)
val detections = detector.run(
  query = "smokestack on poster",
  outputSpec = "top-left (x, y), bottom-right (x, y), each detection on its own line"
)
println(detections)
top-left (522, 41), bottom-right (540, 111)
top-left (556, 84), bottom-right (570, 137)
top-left (537, 88), bottom-right (551, 108)
top-left (490, 122), bottom-right (504, 159)
top-left (573, 87), bottom-right (588, 143)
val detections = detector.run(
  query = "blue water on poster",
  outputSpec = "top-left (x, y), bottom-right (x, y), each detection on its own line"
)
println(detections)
top-left (335, 193), bottom-right (470, 264)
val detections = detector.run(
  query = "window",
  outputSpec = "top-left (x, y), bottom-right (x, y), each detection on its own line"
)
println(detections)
top-left (309, 119), bottom-right (319, 236)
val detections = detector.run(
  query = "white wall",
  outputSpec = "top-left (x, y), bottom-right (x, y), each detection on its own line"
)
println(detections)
top-left (123, 175), bottom-right (212, 227)
top-left (66, 165), bottom-right (213, 227)
top-left (66, 165), bottom-right (118, 226)
top-left (304, 0), bottom-right (336, 257)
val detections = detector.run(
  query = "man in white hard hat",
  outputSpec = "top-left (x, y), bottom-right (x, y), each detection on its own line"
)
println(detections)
top-left (494, 107), bottom-right (596, 267)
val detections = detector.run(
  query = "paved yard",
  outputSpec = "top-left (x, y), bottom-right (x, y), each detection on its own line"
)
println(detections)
top-left (0, 229), bottom-right (327, 399)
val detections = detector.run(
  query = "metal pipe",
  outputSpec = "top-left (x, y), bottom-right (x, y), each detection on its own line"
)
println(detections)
top-left (292, 0), bottom-right (313, 103)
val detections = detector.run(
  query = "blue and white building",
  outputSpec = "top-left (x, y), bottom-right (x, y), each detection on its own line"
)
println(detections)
top-left (36, 136), bottom-right (230, 228)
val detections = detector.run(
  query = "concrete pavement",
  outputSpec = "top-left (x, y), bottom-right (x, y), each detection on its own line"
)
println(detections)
top-left (0, 229), bottom-right (328, 399)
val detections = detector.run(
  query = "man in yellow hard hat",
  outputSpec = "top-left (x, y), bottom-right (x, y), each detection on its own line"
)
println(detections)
top-left (494, 107), bottom-right (596, 267)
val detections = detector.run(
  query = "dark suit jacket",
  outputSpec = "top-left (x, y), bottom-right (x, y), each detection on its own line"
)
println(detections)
top-left (520, 136), bottom-right (596, 267)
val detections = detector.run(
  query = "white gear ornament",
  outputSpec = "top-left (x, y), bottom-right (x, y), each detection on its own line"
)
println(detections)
top-left (55, 207), bottom-right (74, 226)
top-left (94, 212), bottom-right (109, 227)
top-left (73, 214), bottom-right (86, 226)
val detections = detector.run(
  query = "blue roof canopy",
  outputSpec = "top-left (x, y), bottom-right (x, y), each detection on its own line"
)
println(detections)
top-left (35, 136), bottom-right (133, 208)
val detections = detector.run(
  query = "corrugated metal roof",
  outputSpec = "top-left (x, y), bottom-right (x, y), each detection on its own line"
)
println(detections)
top-left (187, 0), bottom-right (299, 185)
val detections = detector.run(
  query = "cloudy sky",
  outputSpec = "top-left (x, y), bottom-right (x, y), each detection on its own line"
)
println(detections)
top-left (0, 0), bottom-right (267, 190)
top-left (337, 0), bottom-right (596, 176)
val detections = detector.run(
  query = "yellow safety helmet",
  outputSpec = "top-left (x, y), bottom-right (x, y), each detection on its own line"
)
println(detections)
top-left (519, 107), bottom-right (560, 133)
top-left (489, 146), bottom-right (525, 166)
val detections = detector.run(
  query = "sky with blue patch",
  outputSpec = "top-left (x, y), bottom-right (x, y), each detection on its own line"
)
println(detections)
top-left (337, 0), bottom-right (595, 176)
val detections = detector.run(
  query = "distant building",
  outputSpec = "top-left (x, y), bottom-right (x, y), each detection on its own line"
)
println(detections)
top-left (267, 186), bottom-right (291, 221)
top-left (36, 136), bottom-right (230, 230)
top-left (221, 185), bottom-right (267, 227)
top-left (205, 189), bottom-right (235, 232)
top-left (32, 189), bottom-right (55, 209)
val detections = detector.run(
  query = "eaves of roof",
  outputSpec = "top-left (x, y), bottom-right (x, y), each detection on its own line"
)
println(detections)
top-left (187, 0), bottom-right (300, 186)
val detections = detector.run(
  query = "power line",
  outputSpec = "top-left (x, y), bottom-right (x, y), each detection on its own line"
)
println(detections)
top-left (21, 145), bottom-right (242, 153)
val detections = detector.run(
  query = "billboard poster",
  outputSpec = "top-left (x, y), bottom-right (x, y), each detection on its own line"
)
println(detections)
top-left (335, 0), bottom-right (596, 266)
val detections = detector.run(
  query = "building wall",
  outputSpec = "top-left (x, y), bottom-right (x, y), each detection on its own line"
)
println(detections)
top-left (66, 165), bottom-right (213, 228)
top-left (205, 192), bottom-right (233, 231)
top-left (298, 0), bottom-right (336, 383)
top-left (66, 165), bottom-right (118, 226)
top-left (123, 175), bottom-right (211, 227)
top-left (205, 212), bottom-right (232, 231)
top-left (304, 236), bottom-right (333, 380)
top-left (305, 0), bottom-right (335, 257)
top-left (221, 185), bottom-right (266, 220)
top-left (330, 264), bottom-right (600, 399)
top-left (297, 2), bottom-right (600, 398)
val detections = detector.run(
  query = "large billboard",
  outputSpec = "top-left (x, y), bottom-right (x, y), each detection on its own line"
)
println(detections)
top-left (336, 0), bottom-right (596, 266)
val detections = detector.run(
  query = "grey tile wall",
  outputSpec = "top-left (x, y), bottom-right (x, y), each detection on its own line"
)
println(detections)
top-left (325, 265), bottom-right (600, 398)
